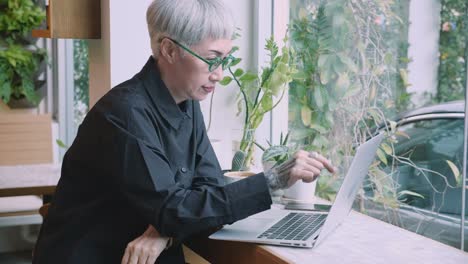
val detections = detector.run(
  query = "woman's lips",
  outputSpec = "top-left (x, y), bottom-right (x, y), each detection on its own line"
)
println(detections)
top-left (202, 86), bottom-right (215, 93)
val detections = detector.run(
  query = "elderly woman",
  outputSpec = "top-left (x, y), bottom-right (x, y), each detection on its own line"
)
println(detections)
top-left (33, 0), bottom-right (334, 263)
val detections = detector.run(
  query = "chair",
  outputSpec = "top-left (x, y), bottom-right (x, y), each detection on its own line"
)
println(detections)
top-left (0, 113), bottom-right (53, 165)
top-left (0, 113), bottom-right (53, 227)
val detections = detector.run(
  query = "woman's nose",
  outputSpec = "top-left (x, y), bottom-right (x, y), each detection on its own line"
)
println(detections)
top-left (209, 66), bottom-right (224, 82)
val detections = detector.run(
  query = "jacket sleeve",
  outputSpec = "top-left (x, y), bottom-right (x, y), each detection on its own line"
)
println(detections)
top-left (192, 101), bottom-right (226, 185)
top-left (103, 105), bottom-right (272, 243)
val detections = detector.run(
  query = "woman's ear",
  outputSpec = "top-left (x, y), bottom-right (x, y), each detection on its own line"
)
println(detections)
top-left (159, 38), bottom-right (178, 64)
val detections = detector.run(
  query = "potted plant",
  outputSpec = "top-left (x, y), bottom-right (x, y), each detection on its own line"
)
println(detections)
top-left (0, 0), bottom-right (47, 108)
top-left (224, 132), bottom-right (292, 186)
top-left (254, 131), bottom-right (292, 172)
top-left (221, 36), bottom-right (300, 171)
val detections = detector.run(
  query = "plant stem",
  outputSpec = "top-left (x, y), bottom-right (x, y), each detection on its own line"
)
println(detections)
top-left (229, 67), bottom-right (249, 127)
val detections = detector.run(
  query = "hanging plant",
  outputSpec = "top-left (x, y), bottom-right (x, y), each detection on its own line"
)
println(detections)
top-left (0, 44), bottom-right (46, 105)
top-left (0, 0), bottom-right (47, 107)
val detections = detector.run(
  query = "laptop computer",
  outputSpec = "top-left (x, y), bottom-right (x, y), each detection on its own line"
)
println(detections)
top-left (209, 133), bottom-right (384, 248)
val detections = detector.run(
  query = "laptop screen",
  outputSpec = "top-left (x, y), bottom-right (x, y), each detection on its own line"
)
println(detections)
top-left (315, 133), bottom-right (385, 247)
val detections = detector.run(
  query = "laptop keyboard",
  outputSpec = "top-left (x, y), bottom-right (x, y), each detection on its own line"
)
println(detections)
top-left (257, 212), bottom-right (326, 241)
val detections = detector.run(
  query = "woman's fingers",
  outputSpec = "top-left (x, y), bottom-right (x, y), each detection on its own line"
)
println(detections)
top-left (313, 154), bottom-right (335, 173)
top-left (127, 246), bottom-right (140, 264)
top-left (290, 151), bottom-right (335, 183)
top-left (121, 249), bottom-right (130, 264)
top-left (271, 150), bottom-right (335, 189)
top-left (287, 167), bottom-right (316, 186)
top-left (122, 225), bottom-right (168, 264)
top-left (122, 238), bottom-right (140, 264)
top-left (146, 253), bottom-right (158, 264)
top-left (306, 151), bottom-right (335, 173)
top-left (136, 243), bottom-right (149, 264)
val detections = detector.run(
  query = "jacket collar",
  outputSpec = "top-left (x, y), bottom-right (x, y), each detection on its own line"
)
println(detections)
top-left (137, 56), bottom-right (192, 130)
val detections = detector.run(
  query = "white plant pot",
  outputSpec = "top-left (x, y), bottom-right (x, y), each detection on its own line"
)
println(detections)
top-left (283, 180), bottom-right (317, 203)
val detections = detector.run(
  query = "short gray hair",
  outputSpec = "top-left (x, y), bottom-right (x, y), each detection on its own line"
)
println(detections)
top-left (147, 0), bottom-right (235, 59)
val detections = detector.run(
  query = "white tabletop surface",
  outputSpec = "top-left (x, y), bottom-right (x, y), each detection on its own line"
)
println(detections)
top-left (261, 209), bottom-right (468, 264)
top-left (0, 164), bottom-right (61, 189)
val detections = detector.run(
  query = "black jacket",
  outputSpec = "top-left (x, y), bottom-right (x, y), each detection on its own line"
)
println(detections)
top-left (33, 57), bottom-right (272, 263)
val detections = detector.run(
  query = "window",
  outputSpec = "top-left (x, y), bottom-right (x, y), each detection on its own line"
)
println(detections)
top-left (362, 116), bottom-right (467, 248)
top-left (73, 40), bottom-right (89, 128)
top-left (50, 39), bottom-right (89, 158)
top-left (279, 0), bottom-right (467, 251)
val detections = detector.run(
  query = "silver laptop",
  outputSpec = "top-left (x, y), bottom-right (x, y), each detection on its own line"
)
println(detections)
top-left (209, 133), bottom-right (384, 248)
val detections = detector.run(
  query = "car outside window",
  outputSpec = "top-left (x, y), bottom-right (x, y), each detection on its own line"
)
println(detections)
top-left (361, 116), bottom-right (467, 250)
top-left (393, 118), bottom-right (464, 214)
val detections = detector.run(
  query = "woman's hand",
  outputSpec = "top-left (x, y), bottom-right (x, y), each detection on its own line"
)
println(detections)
top-left (121, 225), bottom-right (170, 264)
top-left (264, 150), bottom-right (336, 191)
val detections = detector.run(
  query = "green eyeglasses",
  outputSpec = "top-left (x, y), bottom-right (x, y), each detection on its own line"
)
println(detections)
top-left (167, 38), bottom-right (236, 72)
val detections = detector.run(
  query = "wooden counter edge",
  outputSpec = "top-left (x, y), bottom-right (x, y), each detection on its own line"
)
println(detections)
top-left (188, 234), bottom-right (292, 264)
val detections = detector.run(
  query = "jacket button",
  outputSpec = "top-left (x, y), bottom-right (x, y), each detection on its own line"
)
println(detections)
top-left (180, 167), bottom-right (188, 173)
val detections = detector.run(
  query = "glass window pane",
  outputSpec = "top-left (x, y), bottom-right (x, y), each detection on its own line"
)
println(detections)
top-left (73, 40), bottom-right (89, 128)
top-left (286, 0), bottom-right (467, 251)
top-left (363, 118), bottom-right (466, 248)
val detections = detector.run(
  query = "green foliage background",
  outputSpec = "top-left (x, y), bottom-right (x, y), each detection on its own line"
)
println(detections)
top-left (434, 0), bottom-right (467, 103)
top-left (288, 0), bottom-right (467, 202)
top-left (288, 0), bottom-right (411, 200)
top-left (0, 0), bottom-right (46, 105)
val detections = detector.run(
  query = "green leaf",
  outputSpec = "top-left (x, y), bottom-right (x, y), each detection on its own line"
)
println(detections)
top-left (282, 131), bottom-right (290, 145)
top-left (230, 58), bottom-right (242, 67)
top-left (292, 71), bottom-right (307, 80)
top-left (253, 141), bottom-right (266, 151)
top-left (291, 128), bottom-right (316, 141)
top-left (336, 73), bottom-right (350, 94)
top-left (318, 54), bottom-right (330, 68)
top-left (343, 84), bottom-right (360, 99)
top-left (298, 8), bottom-right (308, 19)
top-left (371, 167), bottom-right (390, 182)
top-left (381, 143), bottom-right (392, 155)
top-left (0, 82), bottom-right (11, 103)
top-left (309, 124), bottom-right (327, 134)
top-left (313, 87), bottom-right (324, 109)
top-left (325, 112), bottom-right (334, 126)
top-left (446, 160), bottom-right (461, 186)
top-left (339, 55), bottom-right (358, 73)
top-left (332, 60), bottom-right (346, 74)
top-left (301, 106), bottom-right (312, 126)
top-left (265, 36), bottom-right (278, 59)
top-left (384, 53), bottom-right (393, 65)
top-left (367, 109), bottom-right (382, 124)
top-left (233, 68), bottom-right (244, 77)
top-left (260, 94), bottom-right (273, 111)
top-left (219, 76), bottom-right (232, 86)
top-left (395, 131), bottom-right (410, 139)
top-left (313, 134), bottom-right (329, 147)
top-left (320, 70), bottom-right (331, 85)
top-left (239, 72), bottom-right (258, 82)
top-left (262, 145), bottom-right (289, 162)
top-left (56, 139), bottom-right (69, 149)
top-left (389, 121), bottom-right (397, 133)
top-left (399, 68), bottom-right (410, 87)
top-left (376, 149), bottom-right (388, 165)
top-left (398, 190), bottom-right (424, 199)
